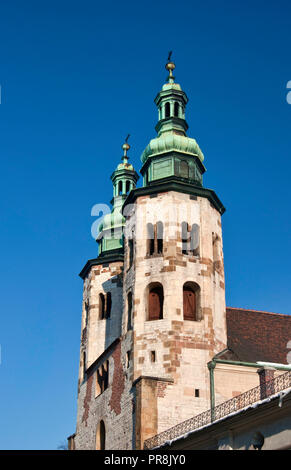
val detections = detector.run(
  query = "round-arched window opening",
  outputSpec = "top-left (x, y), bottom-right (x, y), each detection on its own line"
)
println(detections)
top-left (96, 420), bottom-right (106, 450)
top-left (183, 282), bottom-right (200, 321)
top-left (126, 180), bottom-right (131, 194)
top-left (147, 282), bottom-right (164, 321)
top-left (165, 102), bottom-right (170, 118)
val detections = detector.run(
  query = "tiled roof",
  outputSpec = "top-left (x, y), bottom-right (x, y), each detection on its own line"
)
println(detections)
top-left (226, 307), bottom-right (291, 364)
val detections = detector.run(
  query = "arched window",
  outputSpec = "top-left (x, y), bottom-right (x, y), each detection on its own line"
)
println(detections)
top-left (127, 292), bottom-right (133, 330)
top-left (147, 223), bottom-right (155, 256)
top-left (129, 238), bottom-right (134, 267)
top-left (156, 221), bottom-right (163, 254)
top-left (165, 102), bottom-right (170, 118)
top-left (106, 292), bottom-right (112, 318)
top-left (126, 180), bottom-right (131, 194)
top-left (82, 351), bottom-right (86, 380)
top-left (99, 293), bottom-right (105, 319)
top-left (96, 420), bottom-right (106, 450)
top-left (118, 181), bottom-right (123, 195)
top-left (181, 221), bottom-right (189, 254)
top-left (182, 223), bottom-right (200, 256)
top-left (96, 369), bottom-right (102, 395)
top-left (212, 233), bottom-right (221, 273)
top-left (84, 301), bottom-right (89, 327)
top-left (174, 101), bottom-right (179, 117)
top-left (190, 224), bottom-right (200, 256)
top-left (148, 283), bottom-right (164, 320)
top-left (180, 160), bottom-right (189, 179)
top-left (183, 282), bottom-right (200, 321)
top-left (96, 360), bottom-right (109, 396)
top-left (212, 233), bottom-right (219, 261)
top-left (147, 222), bottom-right (163, 256)
top-left (102, 361), bottom-right (109, 390)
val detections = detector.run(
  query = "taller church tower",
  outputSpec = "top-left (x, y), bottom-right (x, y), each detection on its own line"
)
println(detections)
top-left (71, 58), bottom-right (227, 450)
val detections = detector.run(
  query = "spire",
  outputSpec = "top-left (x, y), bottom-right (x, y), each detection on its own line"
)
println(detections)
top-left (152, 53), bottom-right (189, 138)
top-left (140, 56), bottom-right (205, 188)
top-left (96, 139), bottom-right (139, 257)
top-left (111, 136), bottom-right (138, 201)
top-left (122, 134), bottom-right (130, 165)
top-left (165, 51), bottom-right (175, 84)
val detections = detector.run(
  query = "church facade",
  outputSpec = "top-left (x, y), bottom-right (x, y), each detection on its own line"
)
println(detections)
top-left (68, 59), bottom-right (291, 451)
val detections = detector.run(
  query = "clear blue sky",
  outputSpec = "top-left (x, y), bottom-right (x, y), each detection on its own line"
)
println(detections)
top-left (0, 0), bottom-right (290, 450)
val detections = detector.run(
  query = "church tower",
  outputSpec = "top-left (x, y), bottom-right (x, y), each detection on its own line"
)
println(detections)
top-left (71, 58), bottom-right (227, 451)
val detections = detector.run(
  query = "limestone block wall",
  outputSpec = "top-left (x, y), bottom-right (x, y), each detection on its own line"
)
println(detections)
top-left (214, 364), bottom-right (286, 405)
top-left (123, 190), bottom-right (227, 437)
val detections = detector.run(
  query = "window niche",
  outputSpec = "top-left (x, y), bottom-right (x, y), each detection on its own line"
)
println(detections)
top-left (99, 293), bottom-right (112, 320)
top-left (127, 292), bottom-right (133, 330)
top-left (128, 238), bottom-right (134, 268)
top-left (99, 293), bottom-right (105, 319)
top-left (81, 351), bottom-right (86, 382)
top-left (212, 232), bottom-right (221, 273)
top-left (118, 180), bottom-right (123, 196)
top-left (157, 221), bottom-right (163, 254)
top-left (126, 351), bottom-right (131, 368)
top-left (183, 282), bottom-right (201, 321)
top-left (84, 301), bottom-right (89, 327)
top-left (146, 223), bottom-right (155, 255)
top-left (181, 222), bottom-right (200, 256)
top-left (106, 292), bottom-right (112, 318)
top-left (148, 283), bottom-right (164, 321)
top-left (125, 180), bottom-right (131, 194)
top-left (96, 420), bottom-right (106, 450)
top-left (96, 360), bottom-right (109, 396)
top-left (146, 222), bottom-right (163, 256)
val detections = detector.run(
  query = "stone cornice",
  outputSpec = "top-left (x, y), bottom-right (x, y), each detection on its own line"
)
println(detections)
top-left (79, 249), bottom-right (124, 279)
top-left (132, 376), bottom-right (175, 387)
top-left (123, 178), bottom-right (226, 215)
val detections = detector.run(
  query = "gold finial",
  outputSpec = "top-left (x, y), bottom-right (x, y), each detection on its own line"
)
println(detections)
top-left (122, 134), bottom-right (130, 161)
top-left (165, 51), bottom-right (175, 83)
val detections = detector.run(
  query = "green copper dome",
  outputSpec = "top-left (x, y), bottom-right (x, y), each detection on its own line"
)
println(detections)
top-left (116, 161), bottom-right (134, 171)
top-left (141, 133), bottom-right (204, 164)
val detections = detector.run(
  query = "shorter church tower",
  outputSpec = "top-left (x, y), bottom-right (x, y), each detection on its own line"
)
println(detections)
top-left (73, 142), bottom-right (138, 450)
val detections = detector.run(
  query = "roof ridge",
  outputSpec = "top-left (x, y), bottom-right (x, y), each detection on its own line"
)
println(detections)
top-left (226, 306), bottom-right (291, 318)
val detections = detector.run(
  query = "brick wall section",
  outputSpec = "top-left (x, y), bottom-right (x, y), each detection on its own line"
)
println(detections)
top-left (226, 307), bottom-right (291, 364)
top-left (82, 374), bottom-right (93, 426)
top-left (109, 342), bottom-right (125, 415)
top-left (74, 334), bottom-right (135, 450)
top-left (258, 367), bottom-right (276, 399)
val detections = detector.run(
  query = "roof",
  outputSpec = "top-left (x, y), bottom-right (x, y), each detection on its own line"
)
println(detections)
top-left (226, 307), bottom-right (291, 364)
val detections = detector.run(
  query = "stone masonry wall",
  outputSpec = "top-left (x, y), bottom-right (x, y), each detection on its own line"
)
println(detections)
top-left (74, 260), bottom-right (136, 450)
top-left (80, 261), bottom-right (123, 371)
top-left (74, 333), bottom-right (135, 450)
top-left (123, 191), bottom-right (227, 446)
